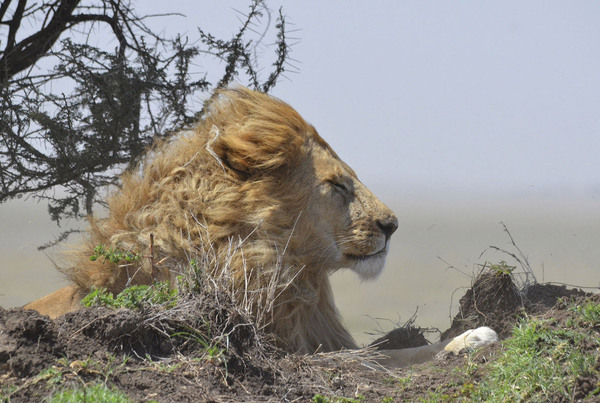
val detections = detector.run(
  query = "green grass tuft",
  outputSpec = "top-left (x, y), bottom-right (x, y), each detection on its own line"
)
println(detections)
top-left (81, 282), bottom-right (178, 310)
top-left (89, 244), bottom-right (141, 264)
top-left (469, 315), bottom-right (600, 401)
top-left (49, 382), bottom-right (132, 403)
top-left (571, 301), bottom-right (600, 327)
top-left (311, 394), bottom-right (365, 403)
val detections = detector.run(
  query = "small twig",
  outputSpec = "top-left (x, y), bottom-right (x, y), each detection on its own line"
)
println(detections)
top-left (542, 281), bottom-right (600, 290)
top-left (37, 228), bottom-right (82, 250)
top-left (206, 125), bottom-right (226, 172)
top-left (149, 233), bottom-right (158, 282)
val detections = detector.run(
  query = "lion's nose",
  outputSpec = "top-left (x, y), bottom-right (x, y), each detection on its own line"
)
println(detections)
top-left (377, 216), bottom-right (398, 238)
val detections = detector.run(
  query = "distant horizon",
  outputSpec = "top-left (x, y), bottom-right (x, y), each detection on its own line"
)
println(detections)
top-left (2, 193), bottom-right (599, 339)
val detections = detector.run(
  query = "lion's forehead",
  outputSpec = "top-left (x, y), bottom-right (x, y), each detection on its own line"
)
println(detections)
top-left (321, 166), bottom-right (354, 185)
top-left (311, 147), bottom-right (357, 181)
top-left (313, 166), bottom-right (391, 219)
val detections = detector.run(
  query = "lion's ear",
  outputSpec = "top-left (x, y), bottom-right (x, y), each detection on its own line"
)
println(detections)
top-left (208, 89), bottom-right (307, 175)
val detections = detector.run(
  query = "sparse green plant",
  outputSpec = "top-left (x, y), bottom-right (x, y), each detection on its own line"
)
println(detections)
top-left (2, 356), bottom-right (134, 402)
top-left (478, 223), bottom-right (538, 291)
top-left (89, 244), bottom-right (141, 264)
top-left (571, 301), bottom-right (600, 327)
top-left (81, 282), bottom-right (177, 310)
top-left (383, 374), bottom-right (414, 393)
top-left (176, 258), bottom-right (206, 293)
top-left (458, 382), bottom-right (475, 399)
top-left (144, 354), bottom-right (182, 373)
top-left (312, 394), bottom-right (328, 403)
top-left (38, 366), bottom-right (64, 386)
top-left (80, 286), bottom-right (111, 307)
top-left (1, 384), bottom-right (18, 401)
top-left (56, 355), bottom-right (128, 383)
top-left (418, 390), bottom-right (452, 402)
top-left (487, 260), bottom-right (516, 276)
top-left (311, 394), bottom-right (365, 403)
top-left (100, 355), bottom-right (131, 383)
top-left (461, 352), bottom-right (481, 378)
top-left (48, 382), bottom-right (132, 403)
top-left (171, 325), bottom-right (225, 361)
top-left (189, 258), bottom-right (201, 276)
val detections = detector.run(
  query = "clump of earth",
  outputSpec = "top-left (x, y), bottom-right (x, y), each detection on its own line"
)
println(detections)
top-left (1, 270), bottom-right (597, 402)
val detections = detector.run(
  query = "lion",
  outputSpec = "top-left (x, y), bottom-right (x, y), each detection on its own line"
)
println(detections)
top-left (25, 87), bottom-right (497, 367)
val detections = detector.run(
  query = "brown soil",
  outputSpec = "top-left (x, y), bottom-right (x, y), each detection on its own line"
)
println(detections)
top-left (1, 272), bottom-right (598, 402)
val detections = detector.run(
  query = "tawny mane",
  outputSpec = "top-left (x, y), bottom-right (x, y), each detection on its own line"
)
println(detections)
top-left (64, 87), bottom-right (355, 353)
top-left (26, 88), bottom-right (501, 366)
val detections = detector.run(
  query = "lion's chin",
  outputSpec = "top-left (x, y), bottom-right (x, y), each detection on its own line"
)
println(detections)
top-left (346, 250), bottom-right (388, 281)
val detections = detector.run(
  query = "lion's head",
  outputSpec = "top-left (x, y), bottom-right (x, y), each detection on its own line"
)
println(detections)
top-left (44, 87), bottom-right (398, 353)
top-left (297, 135), bottom-right (398, 281)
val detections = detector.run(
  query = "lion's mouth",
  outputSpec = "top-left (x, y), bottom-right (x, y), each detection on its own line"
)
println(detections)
top-left (345, 247), bottom-right (387, 261)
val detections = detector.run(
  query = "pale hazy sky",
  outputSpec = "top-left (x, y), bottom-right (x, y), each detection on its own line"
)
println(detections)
top-left (144, 1), bottom-right (600, 199)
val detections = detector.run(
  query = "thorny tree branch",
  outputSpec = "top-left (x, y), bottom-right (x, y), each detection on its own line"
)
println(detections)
top-left (0, 0), bottom-right (293, 244)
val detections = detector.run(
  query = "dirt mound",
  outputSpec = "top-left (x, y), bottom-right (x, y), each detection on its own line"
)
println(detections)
top-left (370, 325), bottom-right (428, 350)
top-left (0, 292), bottom-right (291, 402)
top-left (1, 272), bottom-right (598, 402)
top-left (441, 270), bottom-right (591, 340)
top-left (0, 308), bottom-right (59, 378)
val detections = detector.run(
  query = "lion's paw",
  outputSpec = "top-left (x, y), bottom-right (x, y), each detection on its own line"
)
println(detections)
top-left (443, 326), bottom-right (498, 354)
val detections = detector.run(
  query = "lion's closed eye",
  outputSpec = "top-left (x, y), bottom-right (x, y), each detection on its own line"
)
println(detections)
top-left (327, 180), bottom-right (352, 198)
top-left (331, 181), bottom-right (348, 193)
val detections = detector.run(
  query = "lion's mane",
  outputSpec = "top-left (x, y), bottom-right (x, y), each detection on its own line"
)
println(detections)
top-left (64, 88), bottom-right (356, 353)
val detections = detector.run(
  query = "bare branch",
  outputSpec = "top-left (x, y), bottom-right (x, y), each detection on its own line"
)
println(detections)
top-left (0, 1), bottom-right (14, 22)
top-left (0, 0), bottom-right (80, 83)
top-left (0, 0), bottom-right (293, 229)
top-left (5, 0), bottom-right (27, 54)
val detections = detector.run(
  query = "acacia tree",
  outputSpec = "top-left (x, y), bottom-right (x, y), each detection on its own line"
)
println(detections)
top-left (0, 0), bottom-right (291, 235)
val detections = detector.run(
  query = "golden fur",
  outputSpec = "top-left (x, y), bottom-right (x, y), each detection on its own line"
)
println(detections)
top-left (26, 87), bottom-right (400, 354)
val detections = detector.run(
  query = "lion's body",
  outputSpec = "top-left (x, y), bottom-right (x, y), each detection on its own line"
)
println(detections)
top-left (25, 88), bottom-right (497, 364)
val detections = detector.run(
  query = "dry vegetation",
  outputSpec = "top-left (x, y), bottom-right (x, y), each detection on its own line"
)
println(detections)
top-left (2, 256), bottom-right (599, 402)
